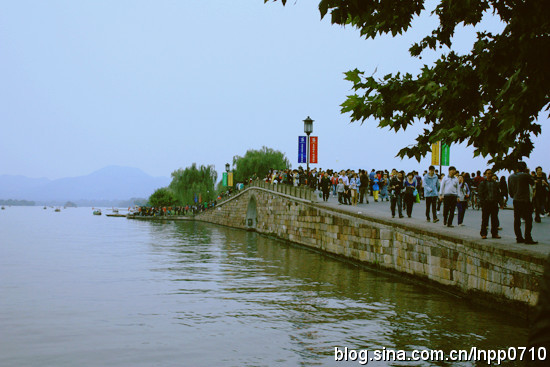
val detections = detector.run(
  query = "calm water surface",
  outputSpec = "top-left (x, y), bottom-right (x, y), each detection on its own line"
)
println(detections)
top-left (0, 207), bottom-right (528, 366)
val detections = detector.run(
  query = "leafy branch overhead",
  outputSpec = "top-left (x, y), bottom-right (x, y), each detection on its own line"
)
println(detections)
top-left (266, 0), bottom-right (549, 170)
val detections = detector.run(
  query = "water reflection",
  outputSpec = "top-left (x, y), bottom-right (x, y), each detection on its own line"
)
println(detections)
top-left (0, 208), bottom-right (528, 367)
top-left (152, 221), bottom-right (527, 366)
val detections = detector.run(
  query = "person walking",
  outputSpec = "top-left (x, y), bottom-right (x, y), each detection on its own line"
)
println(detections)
top-left (359, 170), bottom-right (370, 204)
top-left (439, 166), bottom-right (459, 227)
top-left (293, 170), bottom-right (299, 186)
top-left (372, 176), bottom-right (380, 202)
top-left (499, 176), bottom-right (509, 209)
top-left (320, 172), bottom-right (331, 202)
top-left (508, 161), bottom-right (538, 244)
top-left (349, 173), bottom-right (360, 206)
top-left (339, 170), bottom-right (349, 187)
top-left (389, 172), bottom-right (405, 218)
top-left (343, 184), bottom-right (352, 205)
top-left (536, 167), bottom-right (550, 215)
top-left (534, 170), bottom-right (549, 222)
top-left (400, 170), bottom-right (408, 212)
top-left (403, 172), bottom-right (417, 218)
top-left (336, 179), bottom-right (345, 204)
top-left (369, 169), bottom-right (376, 196)
top-left (437, 173), bottom-right (445, 214)
top-left (379, 173), bottom-right (390, 201)
top-left (331, 173), bottom-right (339, 197)
top-left (478, 170), bottom-right (501, 239)
top-left (414, 171), bottom-right (424, 200)
top-left (423, 165), bottom-right (440, 223)
top-left (457, 174), bottom-right (470, 226)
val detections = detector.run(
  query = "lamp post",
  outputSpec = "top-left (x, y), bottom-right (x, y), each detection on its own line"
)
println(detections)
top-left (225, 163), bottom-right (233, 188)
top-left (303, 116), bottom-right (314, 172)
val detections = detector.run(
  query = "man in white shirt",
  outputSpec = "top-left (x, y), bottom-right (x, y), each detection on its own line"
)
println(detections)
top-left (439, 166), bottom-right (459, 227)
top-left (339, 171), bottom-right (349, 186)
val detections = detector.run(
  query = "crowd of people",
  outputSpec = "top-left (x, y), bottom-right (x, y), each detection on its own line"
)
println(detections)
top-left (131, 202), bottom-right (217, 217)
top-left (132, 163), bottom-right (549, 245)
top-left (132, 184), bottom-right (248, 217)
top-left (261, 163), bottom-right (549, 244)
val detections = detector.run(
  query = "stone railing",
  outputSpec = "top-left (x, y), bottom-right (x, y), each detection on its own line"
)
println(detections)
top-left (247, 180), bottom-right (318, 202)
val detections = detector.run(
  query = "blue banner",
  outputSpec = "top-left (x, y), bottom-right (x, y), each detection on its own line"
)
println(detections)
top-left (298, 136), bottom-right (307, 163)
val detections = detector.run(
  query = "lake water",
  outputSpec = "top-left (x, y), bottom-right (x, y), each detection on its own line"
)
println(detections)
top-left (0, 207), bottom-right (529, 366)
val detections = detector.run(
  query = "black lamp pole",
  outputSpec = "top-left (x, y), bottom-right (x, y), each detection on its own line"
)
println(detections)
top-left (225, 163), bottom-right (230, 187)
top-left (303, 116), bottom-right (314, 173)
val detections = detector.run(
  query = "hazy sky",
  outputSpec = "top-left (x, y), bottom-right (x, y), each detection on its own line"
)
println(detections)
top-left (1, 0), bottom-right (548, 180)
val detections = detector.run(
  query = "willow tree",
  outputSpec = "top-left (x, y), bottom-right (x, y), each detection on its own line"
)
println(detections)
top-left (232, 146), bottom-right (291, 183)
top-left (266, 0), bottom-right (549, 171)
top-left (169, 163), bottom-right (217, 205)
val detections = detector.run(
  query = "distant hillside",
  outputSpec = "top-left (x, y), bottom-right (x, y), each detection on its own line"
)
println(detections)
top-left (0, 199), bottom-right (36, 206)
top-left (0, 166), bottom-right (170, 203)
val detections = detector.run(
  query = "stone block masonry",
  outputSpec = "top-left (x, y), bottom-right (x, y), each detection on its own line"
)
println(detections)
top-left (196, 186), bottom-right (547, 311)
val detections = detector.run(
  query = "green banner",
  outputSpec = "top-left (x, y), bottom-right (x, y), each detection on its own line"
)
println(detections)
top-left (441, 144), bottom-right (450, 166)
top-left (222, 172), bottom-right (228, 187)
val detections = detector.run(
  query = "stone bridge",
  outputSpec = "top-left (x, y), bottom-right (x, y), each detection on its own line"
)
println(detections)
top-left (196, 182), bottom-right (546, 311)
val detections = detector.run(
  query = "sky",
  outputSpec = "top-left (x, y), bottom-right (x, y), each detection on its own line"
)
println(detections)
top-left (1, 0), bottom-right (548, 181)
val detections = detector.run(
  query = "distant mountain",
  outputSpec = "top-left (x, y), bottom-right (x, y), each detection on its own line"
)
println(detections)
top-left (0, 166), bottom-right (170, 204)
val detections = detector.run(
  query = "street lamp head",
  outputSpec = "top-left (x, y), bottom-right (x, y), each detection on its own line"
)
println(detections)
top-left (303, 116), bottom-right (314, 135)
top-left (225, 163), bottom-right (230, 172)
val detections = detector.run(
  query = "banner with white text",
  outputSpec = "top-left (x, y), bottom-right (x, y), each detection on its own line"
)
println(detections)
top-left (309, 136), bottom-right (318, 164)
top-left (298, 136), bottom-right (307, 164)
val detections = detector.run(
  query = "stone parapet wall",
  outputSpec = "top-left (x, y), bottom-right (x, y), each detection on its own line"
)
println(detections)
top-left (196, 187), bottom-right (546, 309)
top-left (248, 180), bottom-right (317, 202)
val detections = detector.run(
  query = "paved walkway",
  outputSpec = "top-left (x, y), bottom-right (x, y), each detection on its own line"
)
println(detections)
top-left (314, 191), bottom-right (550, 258)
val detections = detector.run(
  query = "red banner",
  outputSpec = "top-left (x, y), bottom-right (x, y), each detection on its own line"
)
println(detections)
top-left (309, 136), bottom-right (318, 164)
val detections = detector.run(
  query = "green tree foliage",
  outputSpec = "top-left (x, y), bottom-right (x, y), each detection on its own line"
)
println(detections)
top-left (232, 146), bottom-right (291, 183)
top-left (148, 187), bottom-right (177, 207)
top-left (266, 0), bottom-right (549, 170)
top-left (169, 163), bottom-right (217, 205)
top-left (215, 179), bottom-right (226, 194)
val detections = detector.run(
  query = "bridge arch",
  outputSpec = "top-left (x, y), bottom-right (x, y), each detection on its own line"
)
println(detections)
top-left (245, 195), bottom-right (258, 231)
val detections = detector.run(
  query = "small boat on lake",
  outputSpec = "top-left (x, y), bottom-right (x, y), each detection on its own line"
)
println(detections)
top-left (93, 209), bottom-right (102, 215)
top-left (1, 206), bottom-right (5, 210)
top-left (54, 208), bottom-right (61, 212)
